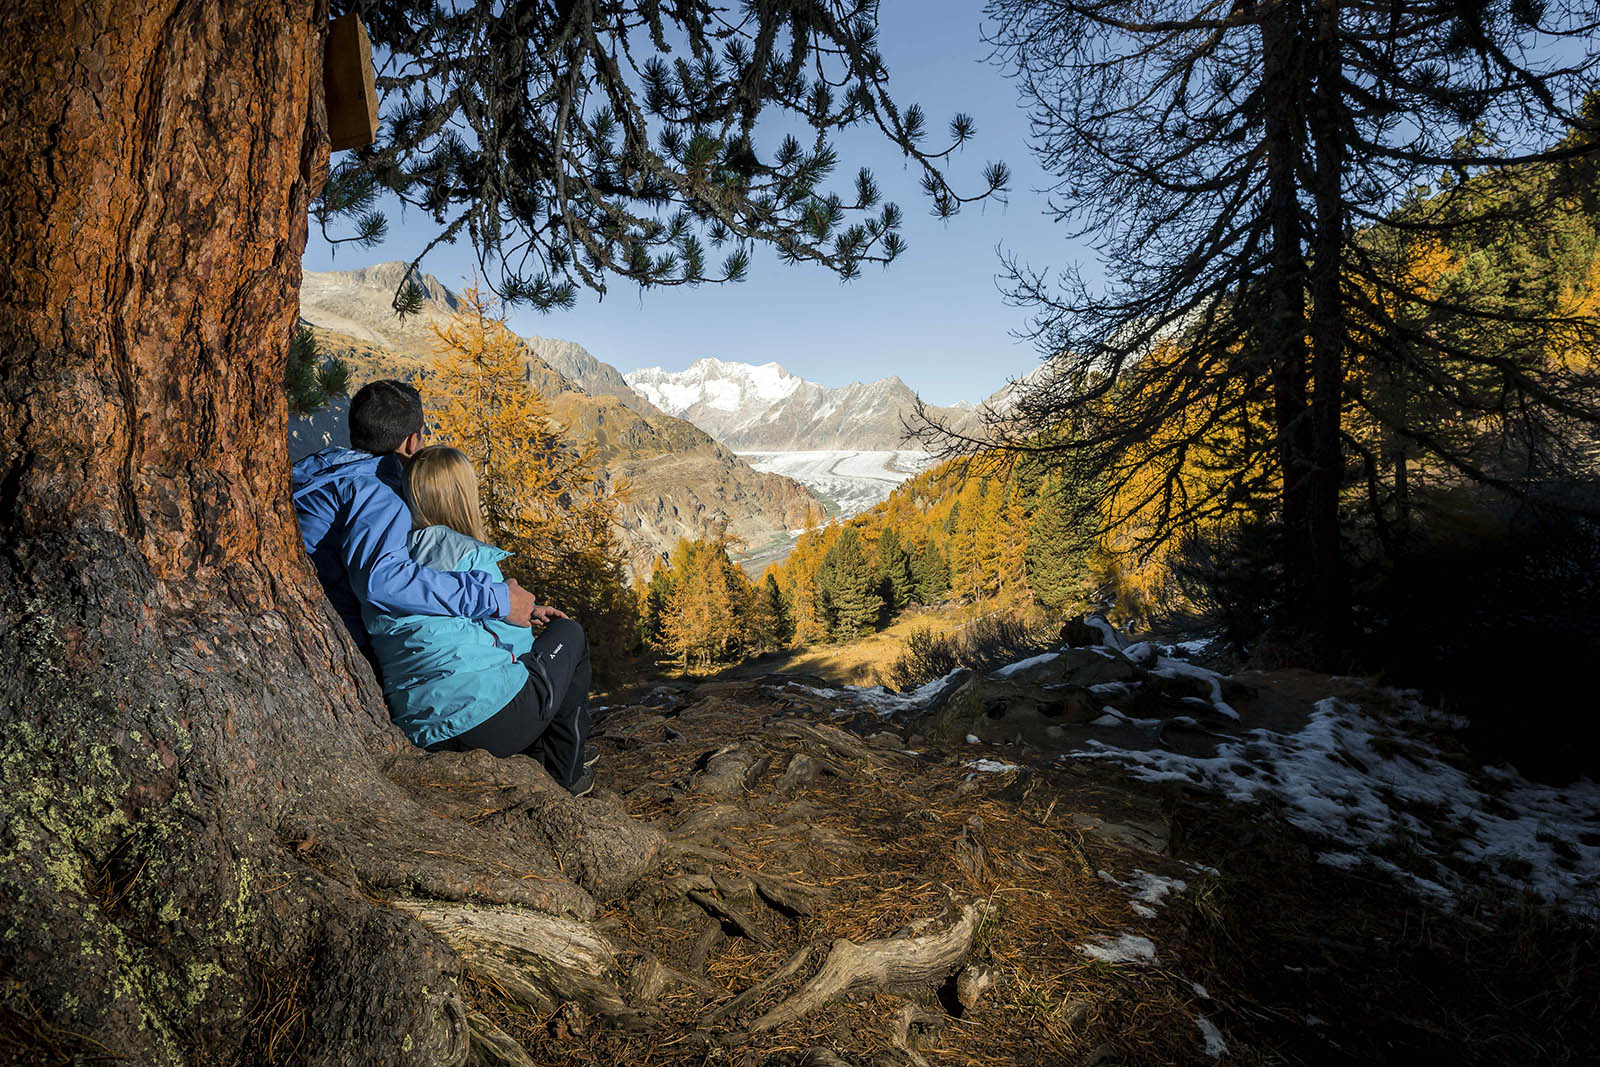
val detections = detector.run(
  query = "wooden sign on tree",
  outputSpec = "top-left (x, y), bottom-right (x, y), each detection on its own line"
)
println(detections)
top-left (324, 13), bottom-right (377, 151)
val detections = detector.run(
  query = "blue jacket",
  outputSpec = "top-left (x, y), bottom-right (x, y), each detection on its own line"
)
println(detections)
top-left (365, 525), bottom-right (535, 746)
top-left (291, 448), bottom-right (509, 652)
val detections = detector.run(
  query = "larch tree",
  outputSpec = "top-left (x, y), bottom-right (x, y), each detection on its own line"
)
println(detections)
top-left (0, 1), bottom-right (997, 1059)
top-left (936, 0), bottom-right (1600, 652)
top-left (427, 286), bottom-right (635, 670)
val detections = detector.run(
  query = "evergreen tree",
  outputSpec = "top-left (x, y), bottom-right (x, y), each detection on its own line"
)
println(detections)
top-left (876, 527), bottom-right (915, 615)
top-left (756, 570), bottom-right (795, 649)
top-left (639, 562), bottom-right (675, 648)
top-left (329, 1), bottom-right (1007, 313)
top-left (816, 527), bottom-right (883, 640)
top-left (1027, 475), bottom-right (1092, 611)
top-left (911, 541), bottom-right (950, 604)
top-left (285, 325), bottom-right (351, 416)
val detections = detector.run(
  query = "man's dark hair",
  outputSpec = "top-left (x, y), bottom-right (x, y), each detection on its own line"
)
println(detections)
top-left (349, 380), bottom-right (423, 454)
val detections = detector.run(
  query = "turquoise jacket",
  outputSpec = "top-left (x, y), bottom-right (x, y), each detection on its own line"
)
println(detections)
top-left (364, 525), bottom-right (535, 747)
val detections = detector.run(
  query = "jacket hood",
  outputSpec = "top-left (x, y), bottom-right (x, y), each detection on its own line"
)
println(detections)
top-left (292, 447), bottom-right (404, 497)
top-left (408, 524), bottom-right (510, 572)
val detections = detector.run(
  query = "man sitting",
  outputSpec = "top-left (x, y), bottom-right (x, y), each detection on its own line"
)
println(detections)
top-left (292, 379), bottom-right (535, 674)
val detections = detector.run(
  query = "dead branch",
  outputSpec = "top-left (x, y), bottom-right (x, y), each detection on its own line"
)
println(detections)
top-left (749, 901), bottom-right (985, 1033)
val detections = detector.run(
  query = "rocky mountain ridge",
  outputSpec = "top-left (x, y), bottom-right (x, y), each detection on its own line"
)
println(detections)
top-left (625, 356), bottom-right (983, 452)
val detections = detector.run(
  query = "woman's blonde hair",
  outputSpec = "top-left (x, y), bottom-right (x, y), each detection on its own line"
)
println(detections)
top-left (406, 445), bottom-right (488, 543)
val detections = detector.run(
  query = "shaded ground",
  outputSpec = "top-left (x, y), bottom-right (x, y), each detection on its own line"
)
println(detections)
top-left (468, 667), bottom-right (1597, 1066)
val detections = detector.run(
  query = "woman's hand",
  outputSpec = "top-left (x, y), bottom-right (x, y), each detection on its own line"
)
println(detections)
top-left (530, 604), bottom-right (569, 625)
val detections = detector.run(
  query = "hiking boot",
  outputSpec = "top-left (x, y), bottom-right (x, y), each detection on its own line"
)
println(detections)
top-left (568, 769), bottom-right (596, 797)
top-left (582, 744), bottom-right (601, 771)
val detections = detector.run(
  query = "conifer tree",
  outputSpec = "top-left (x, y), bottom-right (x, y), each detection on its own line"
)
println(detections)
top-left (876, 527), bottom-right (916, 614)
top-left (995, 486), bottom-right (1029, 604)
top-left (911, 540), bottom-right (951, 604)
top-left (663, 544), bottom-right (719, 671)
top-left (949, 480), bottom-right (985, 600)
top-left (817, 527), bottom-right (883, 640)
top-left (639, 563), bottom-right (675, 649)
top-left (949, 0), bottom-right (1600, 650)
top-left (970, 482), bottom-right (1006, 600)
top-left (784, 524), bottom-right (835, 645)
top-left (756, 570), bottom-right (796, 649)
top-left (1027, 475), bottom-right (1092, 611)
top-left (428, 285), bottom-right (635, 668)
top-left (285, 326), bottom-right (351, 416)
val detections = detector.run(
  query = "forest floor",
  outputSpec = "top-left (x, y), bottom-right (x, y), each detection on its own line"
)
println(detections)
top-left (472, 643), bottom-right (1599, 1066)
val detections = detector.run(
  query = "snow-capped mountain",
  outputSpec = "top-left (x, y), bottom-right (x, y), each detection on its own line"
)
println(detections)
top-left (624, 357), bottom-right (975, 452)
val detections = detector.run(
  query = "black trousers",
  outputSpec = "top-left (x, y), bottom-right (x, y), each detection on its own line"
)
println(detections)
top-left (428, 618), bottom-right (592, 789)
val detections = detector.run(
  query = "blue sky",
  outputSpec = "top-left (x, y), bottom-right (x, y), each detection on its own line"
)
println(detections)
top-left (302, 1), bottom-right (1090, 407)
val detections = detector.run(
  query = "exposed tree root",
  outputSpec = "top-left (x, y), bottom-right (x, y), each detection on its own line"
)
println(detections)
top-left (702, 944), bottom-right (814, 1024)
top-left (465, 1008), bottom-right (537, 1067)
top-left (393, 899), bottom-right (645, 1028)
top-left (385, 747), bottom-right (663, 899)
top-left (772, 721), bottom-right (888, 769)
top-left (889, 1003), bottom-right (948, 1067)
top-left (688, 918), bottom-right (725, 975)
top-left (749, 901), bottom-right (985, 1033)
top-left (798, 1048), bottom-right (858, 1067)
top-left (689, 745), bottom-right (767, 795)
top-left (685, 888), bottom-right (774, 947)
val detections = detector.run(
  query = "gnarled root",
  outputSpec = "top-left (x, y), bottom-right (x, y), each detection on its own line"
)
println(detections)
top-left (465, 1008), bottom-right (537, 1067)
top-left (393, 899), bottom-right (645, 1028)
top-left (749, 901), bottom-right (986, 1033)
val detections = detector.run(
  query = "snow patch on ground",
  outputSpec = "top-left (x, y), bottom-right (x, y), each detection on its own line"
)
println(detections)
top-left (1078, 933), bottom-right (1158, 965)
top-left (1066, 696), bottom-right (1600, 912)
top-left (785, 670), bottom-right (963, 718)
top-left (991, 652), bottom-right (1060, 679)
top-left (1149, 657), bottom-right (1239, 720)
top-left (1195, 1016), bottom-right (1228, 1058)
top-left (1099, 868), bottom-right (1189, 918)
top-left (966, 758), bottom-right (1023, 774)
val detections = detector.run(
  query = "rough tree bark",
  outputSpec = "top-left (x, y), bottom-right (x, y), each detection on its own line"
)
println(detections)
top-left (0, 3), bottom-right (654, 1062)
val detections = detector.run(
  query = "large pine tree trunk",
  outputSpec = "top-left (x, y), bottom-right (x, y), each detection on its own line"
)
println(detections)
top-left (0, 4), bottom-right (655, 1061)
top-left (1303, 0), bottom-right (1351, 651)
top-left (1258, 5), bottom-right (1319, 629)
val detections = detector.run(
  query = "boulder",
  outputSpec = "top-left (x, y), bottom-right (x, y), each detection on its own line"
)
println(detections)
top-left (998, 647), bottom-right (1141, 688)
top-left (1059, 617), bottom-right (1102, 647)
top-left (930, 676), bottom-right (1101, 747)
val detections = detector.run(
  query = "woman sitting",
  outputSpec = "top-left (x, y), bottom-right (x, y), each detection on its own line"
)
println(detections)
top-left (363, 445), bottom-right (594, 795)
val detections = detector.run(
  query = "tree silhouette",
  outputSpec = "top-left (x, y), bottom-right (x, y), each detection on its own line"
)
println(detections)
top-left (932, 0), bottom-right (1600, 650)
